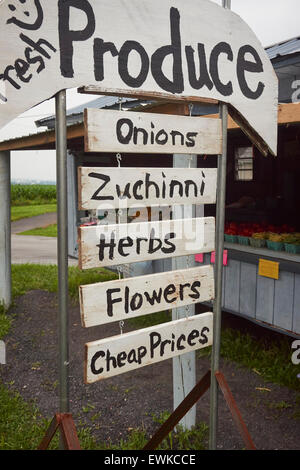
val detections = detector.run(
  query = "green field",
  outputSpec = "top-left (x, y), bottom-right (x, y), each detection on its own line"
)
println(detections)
top-left (11, 184), bottom-right (56, 206)
top-left (11, 184), bottom-right (57, 222)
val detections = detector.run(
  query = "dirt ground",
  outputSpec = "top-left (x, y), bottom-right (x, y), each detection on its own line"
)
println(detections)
top-left (1, 290), bottom-right (299, 451)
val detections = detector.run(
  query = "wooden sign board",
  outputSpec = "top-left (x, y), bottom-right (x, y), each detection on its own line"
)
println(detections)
top-left (80, 265), bottom-right (214, 328)
top-left (84, 109), bottom-right (222, 155)
top-left (78, 167), bottom-right (217, 210)
top-left (0, 0), bottom-right (277, 155)
top-left (85, 312), bottom-right (213, 383)
top-left (258, 259), bottom-right (279, 280)
top-left (78, 217), bottom-right (215, 269)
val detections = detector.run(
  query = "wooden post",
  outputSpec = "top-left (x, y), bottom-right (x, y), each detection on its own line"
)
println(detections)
top-left (172, 153), bottom-right (197, 429)
top-left (0, 150), bottom-right (11, 308)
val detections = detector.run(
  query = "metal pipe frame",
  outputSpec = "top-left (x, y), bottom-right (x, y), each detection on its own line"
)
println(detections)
top-left (55, 90), bottom-right (69, 415)
top-left (209, 0), bottom-right (231, 450)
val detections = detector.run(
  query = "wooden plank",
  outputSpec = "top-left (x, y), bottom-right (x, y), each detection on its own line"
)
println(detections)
top-left (80, 265), bottom-right (214, 327)
top-left (293, 274), bottom-right (300, 335)
top-left (78, 217), bottom-right (215, 269)
top-left (84, 109), bottom-right (222, 154)
top-left (239, 262), bottom-right (257, 319)
top-left (78, 166), bottom-right (217, 210)
top-left (224, 259), bottom-right (241, 313)
top-left (85, 312), bottom-right (213, 383)
top-left (256, 276), bottom-right (274, 325)
top-left (0, 0), bottom-right (277, 156)
top-left (273, 271), bottom-right (294, 332)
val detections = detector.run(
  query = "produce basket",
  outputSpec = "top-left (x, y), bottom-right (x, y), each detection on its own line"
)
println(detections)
top-left (249, 237), bottom-right (266, 248)
top-left (266, 240), bottom-right (284, 251)
top-left (224, 234), bottom-right (237, 243)
top-left (237, 235), bottom-right (249, 246)
top-left (284, 243), bottom-right (300, 254)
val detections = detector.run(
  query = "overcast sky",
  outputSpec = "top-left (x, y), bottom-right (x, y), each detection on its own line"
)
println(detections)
top-left (1, 0), bottom-right (299, 183)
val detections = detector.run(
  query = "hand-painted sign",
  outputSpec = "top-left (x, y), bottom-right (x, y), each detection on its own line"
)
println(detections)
top-left (78, 216), bottom-right (215, 269)
top-left (0, 0), bottom-right (277, 155)
top-left (80, 265), bottom-right (214, 327)
top-left (78, 167), bottom-right (217, 210)
top-left (84, 109), bottom-right (222, 154)
top-left (85, 312), bottom-right (213, 382)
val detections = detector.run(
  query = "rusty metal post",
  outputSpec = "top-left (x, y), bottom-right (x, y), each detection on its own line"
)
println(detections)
top-left (209, 0), bottom-right (231, 450)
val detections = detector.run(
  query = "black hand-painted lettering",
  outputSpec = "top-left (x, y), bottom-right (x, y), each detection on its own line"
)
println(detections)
top-left (94, 38), bottom-right (118, 82)
top-left (185, 44), bottom-right (213, 91)
top-left (7, 0), bottom-right (43, 31)
top-left (163, 284), bottom-right (177, 303)
top-left (151, 7), bottom-right (183, 94)
top-left (161, 232), bottom-right (176, 254)
top-left (116, 118), bottom-right (133, 144)
top-left (91, 350), bottom-right (105, 375)
top-left (199, 326), bottom-right (209, 345)
top-left (97, 233), bottom-right (116, 261)
top-left (210, 42), bottom-right (233, 96)
top-left (150, 332), bottom-right (161, 358)
top-left (144, 288), bottom-right (163, 306)
top-left (88, 172), bottom-right (113, 201)
top-left (118, 40), bottom-right (149, 88)
top-left (185, 132), bottom-right (198, 147)
top-left (189, 280), bottom-right (201, 299)
top-left (106, 288), bottom-right (122, 317)
top-left (118, 237), bottom-right (134, 257)
top-left (237, 44), bottom-right (265, 100)
top-left (58, 0), bottom-right (96, 78)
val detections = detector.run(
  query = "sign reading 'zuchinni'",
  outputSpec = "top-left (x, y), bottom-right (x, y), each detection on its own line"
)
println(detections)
top-left (78, 167), bottom-right (217, 210)
top-left (0, 0), bottom-right (277, 155)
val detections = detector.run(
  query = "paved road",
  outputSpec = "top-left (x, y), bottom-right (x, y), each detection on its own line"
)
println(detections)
top-left (11, 212), bottom-right (77, 266)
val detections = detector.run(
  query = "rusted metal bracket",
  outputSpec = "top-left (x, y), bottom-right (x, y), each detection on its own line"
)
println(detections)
top-left (143, 369), bottom-right (256, 451)
top-left (38, 413), bottom-right (81, 450)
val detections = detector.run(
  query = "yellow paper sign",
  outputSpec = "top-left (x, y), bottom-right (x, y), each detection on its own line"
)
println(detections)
top-left (258, 259), bottom-right (279, 280)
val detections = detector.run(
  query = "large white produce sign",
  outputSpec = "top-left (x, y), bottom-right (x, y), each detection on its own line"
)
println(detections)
top-left (0, 0), bottom-right (277, 155)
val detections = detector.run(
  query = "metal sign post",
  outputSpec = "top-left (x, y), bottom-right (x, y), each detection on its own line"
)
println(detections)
top-left (209, 0), bottom-right (231, 451)
top-left (55, 90), bottom-right (69, 416)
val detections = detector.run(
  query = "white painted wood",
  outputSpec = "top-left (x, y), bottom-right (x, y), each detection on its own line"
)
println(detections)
top-left (78, 217), bottom-right (215, 269)
top-left (80, 265), bottom-right (214, 327)
top-left (85, 312), bottom-right (213, 383)
top-left (172, 153), bottom-right (197, 429)
top-left (0, 0), bottom-right (277, 155)
top-left (0, 151), bottom-right (11, 308)
top-left (84, 109), bottom-right (222, 154)
top-left (78, 166), bottom-right (217, 210)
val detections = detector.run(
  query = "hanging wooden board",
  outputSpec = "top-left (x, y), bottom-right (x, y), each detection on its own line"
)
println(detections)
top-left (78, 167), bottom-right (217, 210)
top-left (85, 312), bottom-right (213, 383)
top-left (78, 216), bottom-right (215, 269)
top-left (84, 109), bottom-right (222, 155)
top-left (80, 265), bottom-right (214, 328)
top-left (0, 0), bottom-right (277, 155)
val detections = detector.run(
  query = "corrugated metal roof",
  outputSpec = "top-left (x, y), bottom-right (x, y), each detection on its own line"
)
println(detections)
top-left (266, 36), bottom-right (300, 60)
top-left (36, 95), bottom-right (144, 128)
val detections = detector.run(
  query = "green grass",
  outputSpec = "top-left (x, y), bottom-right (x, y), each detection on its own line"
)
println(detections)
top-left (11, 204), bottom-right (57, 222)
top-left (11, 184), bottom-right (56, 206)
top-left (11, 264), bottom-right (117, 303)
top-left (0, 264), bottom-right (299, 449)
top-left (18, 224), bottom-right (58, 237)
top-left (198, 327), bottom-right (300, 391)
